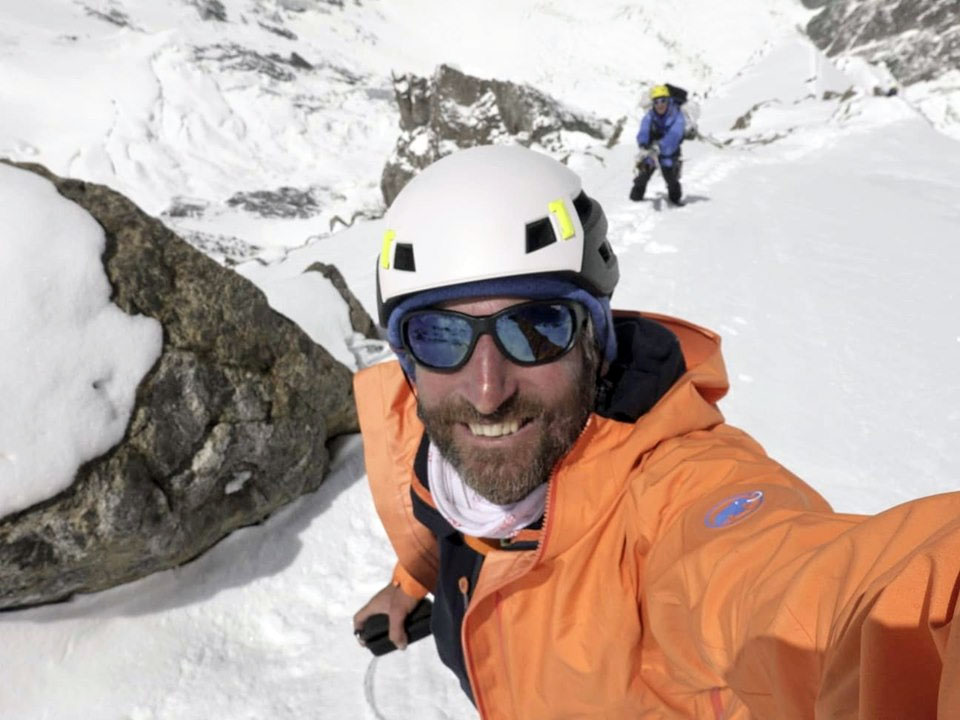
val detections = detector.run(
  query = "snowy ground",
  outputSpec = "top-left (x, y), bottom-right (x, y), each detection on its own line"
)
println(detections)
top-left (1, 1), bottom-right (959, 718)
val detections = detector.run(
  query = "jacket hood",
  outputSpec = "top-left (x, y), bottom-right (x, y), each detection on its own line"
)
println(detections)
top-left (596, 312), bottom-right (687, 422)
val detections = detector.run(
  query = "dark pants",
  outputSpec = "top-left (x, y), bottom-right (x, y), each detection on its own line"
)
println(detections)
top-left (630, 159), bottom-right (683, 204)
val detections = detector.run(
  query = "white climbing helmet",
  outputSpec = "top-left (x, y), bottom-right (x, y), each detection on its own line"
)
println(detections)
top-left (376, 144), bottom-right (619, 325)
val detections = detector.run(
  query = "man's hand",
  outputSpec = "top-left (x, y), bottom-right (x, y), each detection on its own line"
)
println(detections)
top-left (637, 142), bottom-right (659, 170)
top-left (353, 582), bottom-right (422, 651)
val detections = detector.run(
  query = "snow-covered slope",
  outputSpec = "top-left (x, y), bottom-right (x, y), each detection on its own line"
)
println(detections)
top-left (0, 0), bottom-right (809, 257)
top-left (1, 1), bottom-right (958, 718)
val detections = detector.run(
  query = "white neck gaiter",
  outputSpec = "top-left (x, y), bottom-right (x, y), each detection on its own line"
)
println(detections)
top-left (427, 441), bottom-right (547, 539)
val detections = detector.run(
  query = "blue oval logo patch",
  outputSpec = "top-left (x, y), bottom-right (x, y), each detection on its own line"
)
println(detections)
top-left (704, 490), bottom-right (765, 529)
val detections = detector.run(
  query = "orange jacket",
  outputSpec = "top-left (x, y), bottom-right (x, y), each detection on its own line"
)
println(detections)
top-left (355, 312), bottom-right (960, 719)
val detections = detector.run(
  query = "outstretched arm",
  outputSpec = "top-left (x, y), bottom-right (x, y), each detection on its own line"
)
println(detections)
top-left (644, 453), bottom-right (960, 718)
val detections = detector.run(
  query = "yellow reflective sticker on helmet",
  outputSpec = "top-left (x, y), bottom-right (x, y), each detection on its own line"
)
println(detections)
top-left (380, 229), bottom-right (396, 269)
top-left (548, 200), bottom-right (575, 240)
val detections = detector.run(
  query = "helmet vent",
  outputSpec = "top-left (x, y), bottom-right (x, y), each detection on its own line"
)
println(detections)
top-left (525, 217), bottom-right (557, 254)
top-left (393, 243), bottom-right (417, 271)
top-left (598, 240), bottom-right (613, 264)
top-left (573, 191), bottom-right (592, 223)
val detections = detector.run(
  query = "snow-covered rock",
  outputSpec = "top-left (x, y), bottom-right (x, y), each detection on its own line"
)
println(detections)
top-left (381, 64), bottom-right (622, 205)
top-left (807, 0), bottom-right (960, 86)
top-left (0, 161), bottom-right (357, 610)
top-left (805, 0), bottom-right (960, 141)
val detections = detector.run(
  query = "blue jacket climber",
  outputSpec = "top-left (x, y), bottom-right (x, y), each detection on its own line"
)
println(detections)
top-left (636, 97), bottom-right (686, 167)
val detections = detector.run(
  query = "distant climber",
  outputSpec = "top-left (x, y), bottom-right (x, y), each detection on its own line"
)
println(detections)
top-left (630, 84), bottom-right (688, 206)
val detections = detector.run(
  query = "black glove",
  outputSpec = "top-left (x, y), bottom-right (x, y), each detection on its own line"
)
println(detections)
top-left (356, 598), bottom-right (433, 656)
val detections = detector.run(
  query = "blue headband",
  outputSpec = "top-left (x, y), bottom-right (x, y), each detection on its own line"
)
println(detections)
top-left (385, 275), bottom-right (617, 378)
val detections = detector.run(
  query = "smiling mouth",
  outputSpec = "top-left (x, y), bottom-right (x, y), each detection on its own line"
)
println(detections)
top-left (467, 418), bottom-right (530, 438)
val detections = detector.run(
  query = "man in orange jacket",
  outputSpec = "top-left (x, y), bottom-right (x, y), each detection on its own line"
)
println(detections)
top-left (353, 144), bottom-right (960, 719)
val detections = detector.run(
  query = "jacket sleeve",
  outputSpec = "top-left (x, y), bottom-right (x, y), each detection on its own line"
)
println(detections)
top-left (636, 112), bottom-right (652, 148)
top-left (642, 431), bottom-right (960, 719)
top-left (354, 362), bottom-right (439, 597)
top-left (657, 109), bottom-right (685, 159)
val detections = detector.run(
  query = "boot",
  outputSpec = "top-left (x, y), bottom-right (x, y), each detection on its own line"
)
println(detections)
top-left (664, 164), bottom-right (683, 206)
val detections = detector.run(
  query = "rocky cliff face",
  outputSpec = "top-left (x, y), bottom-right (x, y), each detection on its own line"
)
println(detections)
top-left (0, 161), bottom-right (358, 609)
top-left (381, 64), bottom-right (622, 206)
top-left (807, 0), bottom-right (960, 85)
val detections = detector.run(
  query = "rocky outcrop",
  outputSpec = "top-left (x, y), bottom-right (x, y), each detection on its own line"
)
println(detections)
top-left (193, 44), bottom-right (312, 83)
top-left (381, 65), bottom-right (622, 206)
top-left (226, 185), bottom-right (322, 218)
top-left (189, 0), bottom-right (227, 21)
top-left (0, 161), bottom-right (357, 609)
top-left (304, 262), bottom-right (379, 340)
top-left (807, 0), bottom-right (960, 85)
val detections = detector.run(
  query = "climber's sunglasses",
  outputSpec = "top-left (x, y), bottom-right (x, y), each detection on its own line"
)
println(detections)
top-left (653, 97), bottom-right (669, 106)
top-left (400, 300), bottom-right (587, 372)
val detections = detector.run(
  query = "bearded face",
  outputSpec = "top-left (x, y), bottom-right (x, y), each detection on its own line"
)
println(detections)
top-left (416, 328), bottom-right (599, 505)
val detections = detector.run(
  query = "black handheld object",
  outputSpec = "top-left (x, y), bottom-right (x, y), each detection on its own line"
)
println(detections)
top-left (357, 598), bottom-right (433, 656)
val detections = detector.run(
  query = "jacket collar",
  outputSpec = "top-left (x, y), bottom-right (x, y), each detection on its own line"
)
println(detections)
top-left (536, 311), bottom-right (728, 560)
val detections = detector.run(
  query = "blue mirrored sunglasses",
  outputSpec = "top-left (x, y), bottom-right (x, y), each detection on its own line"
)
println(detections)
top-left (400, 300), bottom-right (587, 372)
top-left (653, 97), bottom-right (669, 106)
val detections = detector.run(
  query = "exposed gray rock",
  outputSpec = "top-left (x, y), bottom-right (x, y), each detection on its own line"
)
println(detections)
top-left (164, 196), bottom-right (210, 219)
top-left (277, 0), bottom-right (345, 10)
top-left (382, 65), bottom-right (620, 206)
top-left (175, 229), bottom-right (265, 266)
top-left (304, 262), bottom-right (378, 340)
top-left (259, 21), bottom-right (298, 40)
top-left (279, 0), bottom-right (345, 8)
top-left (83, 6), bottom-right (133, 27)
top-left (193, 44), bottom-right (312, 83)
top-left (0, 160), bottom-right (357, 610)
top-left (807, 0), bottom-right (960, 85)
top-left (730, 101), bottom-right (778, 131)
top-left (287, 52), bottom-right (313, 71)
top-left (226, 186), bottom-right (320, 218)
top-left (394, 74), bottom-right (431, 131)
top-left (823, 88), bottom-right (858, 101)
top-left (188, 0), bottom-right (227, 21)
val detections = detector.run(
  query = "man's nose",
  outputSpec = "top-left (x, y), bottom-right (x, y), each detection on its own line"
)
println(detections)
top-left (458, 334), bottom-right (517, 415)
